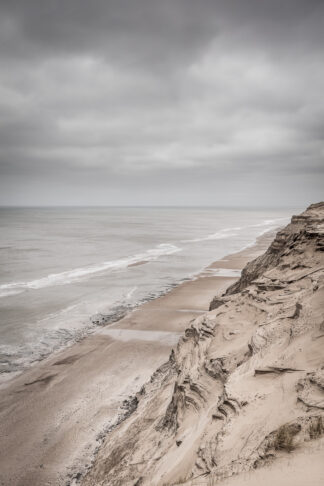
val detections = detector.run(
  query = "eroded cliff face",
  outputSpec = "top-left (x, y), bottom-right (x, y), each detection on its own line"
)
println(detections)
top-left (82, 203), bottom-right (324, 486)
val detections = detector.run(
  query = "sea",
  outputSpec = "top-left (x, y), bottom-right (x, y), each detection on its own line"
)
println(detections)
top-left (0, 207), bottom-right (295, 381)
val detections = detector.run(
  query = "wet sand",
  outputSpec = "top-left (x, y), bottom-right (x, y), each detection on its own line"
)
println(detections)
top-left (0, 230), bottom-right (276, 486)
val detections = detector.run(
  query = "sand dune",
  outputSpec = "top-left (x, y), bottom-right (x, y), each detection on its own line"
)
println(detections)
top-left (0, 226), bottom-right (273, 486)
top-left (82, 203), bottom-right (324, 486)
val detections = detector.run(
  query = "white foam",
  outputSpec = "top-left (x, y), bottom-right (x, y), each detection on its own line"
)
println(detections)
top-left (125, 286), bottom-right (138, 300)
top-left (0, 288), bottom-right (23, 298)
top-left (0, 243), bottom-right (181, 298)
top-left (0, 218), bottom-right (289, 299)
top-left (36, 303), bottom-right (81, 324)
top-left (249, 217), bottom-right (288, 228)
top-left (236, 217), bottom-right (289, 253)
top-left (182, 227), bottom-right (241, 243)
top-left (181, 218), bottom-right (287, 245)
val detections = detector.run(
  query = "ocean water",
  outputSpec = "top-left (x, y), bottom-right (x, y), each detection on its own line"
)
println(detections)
top-left (0, 207), bottom-right (293, 380)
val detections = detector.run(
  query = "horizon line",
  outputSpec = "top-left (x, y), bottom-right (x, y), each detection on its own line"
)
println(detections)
top-left (0, 204), bottom-right (304, 210)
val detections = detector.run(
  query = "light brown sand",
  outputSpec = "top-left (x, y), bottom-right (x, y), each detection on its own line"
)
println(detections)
top-left (0, 231), bottom-right (275, 486)
top-left (218, 439), bottom-right (324, 486)
top-left (79, 205), bottom-right (323, 486)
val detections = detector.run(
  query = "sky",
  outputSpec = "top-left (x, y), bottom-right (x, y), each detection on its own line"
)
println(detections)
top-left (0, 0), bottom-right (323, 207)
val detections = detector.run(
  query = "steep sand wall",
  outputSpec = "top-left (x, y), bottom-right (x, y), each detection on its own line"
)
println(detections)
top-left (82, 203), bottom-right (324, 486)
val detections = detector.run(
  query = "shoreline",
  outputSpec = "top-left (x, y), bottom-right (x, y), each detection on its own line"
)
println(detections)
top-left (0, 224), bottom-right (281, 387)
top-left (0, 229), bottom-right (277, 486)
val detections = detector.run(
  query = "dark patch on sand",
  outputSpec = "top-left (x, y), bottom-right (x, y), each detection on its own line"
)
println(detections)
top-left (24, 374), bottom-right (57, 386)
top-left (53, 354), bottom-right (81, 366)
top-left (128, 260), bottom-right (148, 267)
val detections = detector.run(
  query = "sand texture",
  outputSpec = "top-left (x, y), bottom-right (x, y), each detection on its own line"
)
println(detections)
top-left (0, 228), bottom-right (273, 485)
top-left (81, 203), bottom-right (324, 486)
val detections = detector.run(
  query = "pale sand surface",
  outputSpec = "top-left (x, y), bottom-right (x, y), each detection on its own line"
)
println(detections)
top-left (218, 439), bottom-right (324, 486)
top-left (0, 231), bottom-right (275, 486)
top-left (79, 205), bottom-right (323, 486)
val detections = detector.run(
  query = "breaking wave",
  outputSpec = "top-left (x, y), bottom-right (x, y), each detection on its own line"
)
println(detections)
top-left (181, 217), bottom-right (288, 244)
top-left (182, 227), bottom-right (242, 243)
top-left (0, 243), bottom-right (181, 298)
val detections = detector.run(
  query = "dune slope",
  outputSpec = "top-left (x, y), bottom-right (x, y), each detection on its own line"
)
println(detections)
top-left (82, 203), bottom-right (324, 486)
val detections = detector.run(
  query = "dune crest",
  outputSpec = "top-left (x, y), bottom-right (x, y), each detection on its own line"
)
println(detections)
top-left (82, 203), bottom-right (324, 486)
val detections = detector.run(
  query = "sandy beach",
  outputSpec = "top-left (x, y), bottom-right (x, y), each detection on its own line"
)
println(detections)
top-left (0, 230), bottom-right (276, 486)
top-left (1, 1), bottom-right (322, 484)
top-left (80, 203), bottom-right (324, 486)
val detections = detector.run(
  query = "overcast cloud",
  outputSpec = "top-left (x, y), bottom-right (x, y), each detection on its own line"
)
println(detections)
top-left (0, 0), bottom-right (323, 206)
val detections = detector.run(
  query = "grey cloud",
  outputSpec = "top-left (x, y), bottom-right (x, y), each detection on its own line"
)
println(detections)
top-left (0, 0), bottom-right (323, 207)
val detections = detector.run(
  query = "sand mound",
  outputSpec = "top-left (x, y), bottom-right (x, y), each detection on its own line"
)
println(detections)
top-left (82, 203), bottom-right (324, 486)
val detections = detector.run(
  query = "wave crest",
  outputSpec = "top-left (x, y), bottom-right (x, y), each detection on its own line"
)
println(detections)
top-left (0, 243), bottom-right (181, 298)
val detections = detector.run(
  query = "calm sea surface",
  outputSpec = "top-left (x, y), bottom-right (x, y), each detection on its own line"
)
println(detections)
top-left (0, 207), bottom-right (294, 380)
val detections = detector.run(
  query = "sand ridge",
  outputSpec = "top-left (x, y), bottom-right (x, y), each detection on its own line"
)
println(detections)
top-left (0, 229), bottom-right (274, 486)
top-left (81, 203), bottom-right (324, 486)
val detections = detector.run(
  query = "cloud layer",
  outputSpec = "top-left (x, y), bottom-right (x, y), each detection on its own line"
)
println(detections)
top-left (0, 0), bottom-right (323, 206)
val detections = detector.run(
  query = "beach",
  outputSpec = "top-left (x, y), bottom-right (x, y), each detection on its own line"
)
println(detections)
top-left (0, 230), bottom-right (275, 486)
top-left (1, 1), bottom-right (322, 484)
top-left (80, 203), bottom-right (324, 486)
